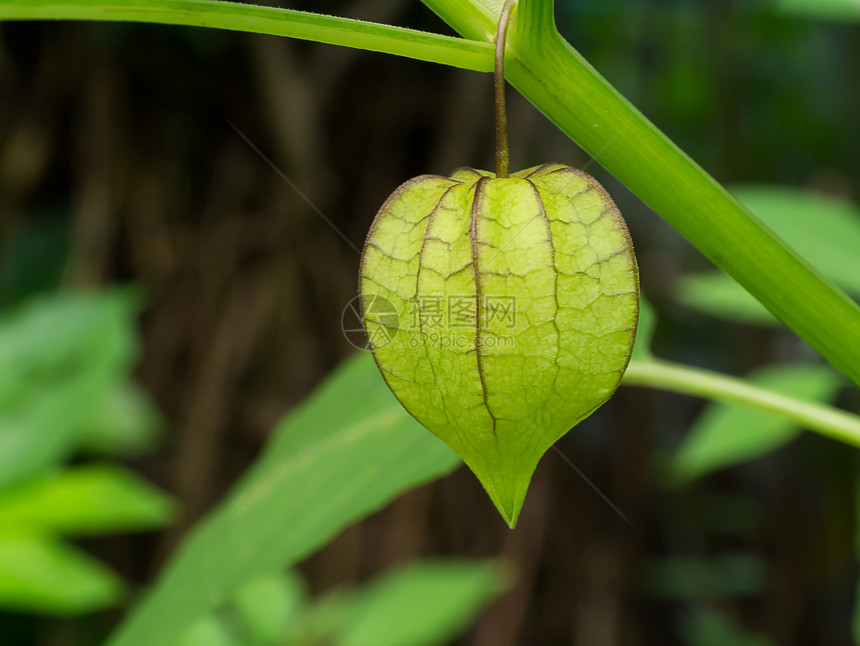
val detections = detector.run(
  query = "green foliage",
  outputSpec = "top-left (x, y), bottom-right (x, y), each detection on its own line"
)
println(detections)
top-left (230, 571), bottom-right (306, 644)
top-left (0, 291), bottom-right (137, 487)
top-left (670, 364), bottom-right (843, 482)
top-left (775, 0), bottom-right (860, 21)
top-left (361, 164), bottom-right (638, 526)
top-left (0, 0), bottom-right (494, 72)
top-left (0, 465), bottom-right (174, 535)
top-left (180, 616), bottom-right (234, 646)
top-left (332, 560), bottom-right (505, 646)
top-left (109, 353), bottom-right (462, 646)
top-left (0, 290), bottom-right (174, 616)
top-left (630, 297), bottom-right (656, 362)
top-left (81, 380), bottom-right (164, 456)
top-left (624, 302), bottom-right (860, 449)
top-left (677, 187), bottom-right (860, 325)
top-left (181, 561), bottom-right (506, 646)
top-left (855, 479), bottom-right (860, 644)
top-left (0, 531), bottom-right (121, 615)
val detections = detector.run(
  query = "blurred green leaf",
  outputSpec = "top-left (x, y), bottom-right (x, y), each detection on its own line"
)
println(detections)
top-left (0, 290), bottom-right (139, 486)
top-left (333, 560), bottom-right (506, 646)
top-left (855, 590), bottom-right (860, 645)
top-left (671, 364), bottom-right (842, 483)
top-left (109, 353), bottom-right (462, 646)
top-left (232, 570), bottom-right (307, 645)
top-left (80, 379), bottom-right (163, 456)
top-left (854, 478), bottom-right (860, 644)
top-left (294, 588), bottom-right (353, 646)
top-left (676, 187), bottom-right (860, 325)
top-left (645, 553), bottom-right (766, 600)
top-left (678, 607), bottom-right (774, 646)
top-left (0, 530), bottom-right (122, 615)
top-left (677, 272), bottom-right (778, 325)
top-left (631, 297), bottom-right (657, 362)
top-left (180, 616), bottom-right (237, 646)
top-left (0, 464), bottom-right (175, 535)
top-left (201, 560), bottom-right (506, 646)
top-left (775, 0), bottom-right (860, 21)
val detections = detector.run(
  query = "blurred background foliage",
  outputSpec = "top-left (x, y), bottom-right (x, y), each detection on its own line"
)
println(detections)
top-left (0, 0), bottom-right (858, 644)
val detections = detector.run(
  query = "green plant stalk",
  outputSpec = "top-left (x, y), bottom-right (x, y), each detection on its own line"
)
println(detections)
top-left (0, 0), bottom-right (494, 72)
top-left (493, 0), bottom-right (517, 178)
top-left (422, 0), bottom-right (860, 388)
top-left (623, 360), bottom-right (860, 447)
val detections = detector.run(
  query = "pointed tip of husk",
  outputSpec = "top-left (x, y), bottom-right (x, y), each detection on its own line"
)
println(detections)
top-left (474, 467), bottom-right (531, 530)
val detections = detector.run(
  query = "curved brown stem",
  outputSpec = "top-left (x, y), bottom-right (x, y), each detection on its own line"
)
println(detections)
top-left (494, 0), bottom-right (517, 178)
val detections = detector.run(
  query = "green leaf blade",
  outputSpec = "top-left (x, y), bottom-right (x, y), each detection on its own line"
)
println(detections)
top-left (775, 0), bottom-right (860, 21)
top-left (80, 379), bottom-right (163, 456)
top-left (0, 465), bottom-right (175, 536)
top-left (671, 364), bottom-right (843, 483)
top-left (334, 560), bottom-right (507, 646)
top-left (179, 616), bottom-right (237, 646)
top-left (0, 531), bottom-right (123, 615)
top-left (0, 0), bottom-right (494, 72)
top-left (231, 571), bottom-right (307, 645)
top-left (0, 290), bottom-right (138, 487)
top-left (108, 353), bottom-right (460, 646)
